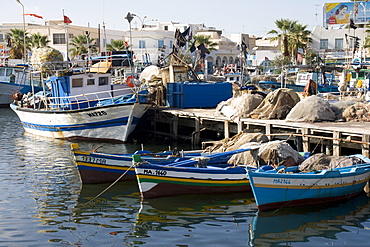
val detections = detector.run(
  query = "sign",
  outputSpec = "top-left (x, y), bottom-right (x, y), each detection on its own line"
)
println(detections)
top-left (324, 2), bottom-right (368, 27)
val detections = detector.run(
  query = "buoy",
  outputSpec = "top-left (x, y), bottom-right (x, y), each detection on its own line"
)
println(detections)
top-left (126, 75), bottom-right (134, 87)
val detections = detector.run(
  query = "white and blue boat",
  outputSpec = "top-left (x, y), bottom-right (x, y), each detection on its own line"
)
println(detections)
top-left (0, 65), bottom-right (44, 107)
top-left (247, 162), bottom-right (370, 212)
top-left (10, 65), bottom-right (151, 143)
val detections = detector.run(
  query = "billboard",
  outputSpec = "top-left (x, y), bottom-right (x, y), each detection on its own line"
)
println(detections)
top-left (324, 2), bottom-right (368, 27)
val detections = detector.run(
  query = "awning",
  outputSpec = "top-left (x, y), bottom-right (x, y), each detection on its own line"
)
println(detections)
top-left (88, 61), bottom-right (112, 73)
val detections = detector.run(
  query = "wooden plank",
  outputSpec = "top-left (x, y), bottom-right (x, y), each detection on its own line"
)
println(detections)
top-left (333, 131), bottom-right (341, 156)
top-left (362, 134), bottom-right (370, 157)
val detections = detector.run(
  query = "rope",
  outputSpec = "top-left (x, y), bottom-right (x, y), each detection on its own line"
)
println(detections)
top-left (86, 162), bottom-right (137, 204)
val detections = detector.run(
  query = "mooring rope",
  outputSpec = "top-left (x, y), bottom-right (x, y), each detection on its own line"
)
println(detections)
top-left (86, 162), bottom-right (137, 204)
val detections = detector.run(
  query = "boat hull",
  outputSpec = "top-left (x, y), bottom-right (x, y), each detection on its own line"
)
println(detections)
top-left (10, 101), bottom-right (151, 142)
top-left (135, 164), bottom-right (251, 198)
top-left (0, 82), bottom-right (43, 107)
top-left (72, 148), bottom-right (189, 184)
top-left (248, 165), bottom-right (370, 211)
top-left (258, 81), bottom-right (338, 93)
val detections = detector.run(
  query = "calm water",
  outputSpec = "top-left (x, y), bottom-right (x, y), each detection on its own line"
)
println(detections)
top-left (1, 108), bottom-right (370, 246)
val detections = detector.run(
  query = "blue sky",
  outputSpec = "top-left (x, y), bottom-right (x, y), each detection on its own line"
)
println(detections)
top-left (5, 0), bottom-right (338, 36)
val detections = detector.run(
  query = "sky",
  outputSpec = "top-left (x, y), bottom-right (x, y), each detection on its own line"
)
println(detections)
top-left (3, 0), bottom-right (339, 37)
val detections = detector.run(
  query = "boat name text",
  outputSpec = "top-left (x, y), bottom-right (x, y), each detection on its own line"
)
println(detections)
top-left (87, 111), bottom-right (107, 117)
top-left (143, 169), bottom-right (167, 176)
top-left (273, 178), bottom-right (291, 184)
top-left (81, 156), bottom-right (107, 165)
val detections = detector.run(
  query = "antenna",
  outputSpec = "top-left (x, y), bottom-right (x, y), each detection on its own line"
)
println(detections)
top-left (315, 4), bottom-right (320, 25)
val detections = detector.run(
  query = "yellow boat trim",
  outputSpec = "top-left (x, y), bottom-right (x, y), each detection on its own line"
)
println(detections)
top-left (137, 174), bottom-right (248, 185)
top-left (76, 161), bottom-right (133, 171)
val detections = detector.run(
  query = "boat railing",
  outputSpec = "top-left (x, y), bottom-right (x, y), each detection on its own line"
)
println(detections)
top-left (28, 86), bottom-right (147, 111)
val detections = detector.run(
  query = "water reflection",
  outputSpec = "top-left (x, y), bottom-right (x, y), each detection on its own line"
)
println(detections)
top-left (249, 194), bottom-right (370, 246)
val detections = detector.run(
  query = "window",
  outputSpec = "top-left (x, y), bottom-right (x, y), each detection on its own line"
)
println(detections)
top-left (87, 78), bottom-right (95, 85)
top-left (320, 39), bottom-right (328, 49)
top-left (139, 40), bottom-right (146, 49)
top-left (72, 78), bottom-right (83, 87)
top-left (335, 38), bottom-right (343, 50)
top-left (53, 33), bottom-right (66, 44)
top-left (158, 40), bottom-right (164, 48)
top-left (169, 40), bottom-right (173, 48)
top-left (0, 34), bottom-right (3, 42)
top-left (98, 76), bottom-right (108, 86)
top-left (164, 26), bottom-right (168, 31)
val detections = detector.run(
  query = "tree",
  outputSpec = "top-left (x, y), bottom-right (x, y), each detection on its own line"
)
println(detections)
top-left (268, 19), bottom-right (311, 64)
top-left (268, 19), bottom-right (297, 58)
top-left (6, 28), bottom-right (28, 59)
top-left (288, 23), bottom-right (311, 64)
top-left (30, 33), bottom-right (50, 49)
top-left (106, 39), bottom-right (128, 51)
top-left (189, 34), bottom-right (218, 51)
top-left (188, 34), bottom-right (218, 72)
top-left (68, 34), bottom-right (97, 60)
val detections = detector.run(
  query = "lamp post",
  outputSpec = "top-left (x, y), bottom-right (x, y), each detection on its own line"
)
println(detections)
top-left (16, 0), bottom-right (26, 63)
top-left (125, 12), bottom-right (134, 73)
top-left (360, 2), bottom-right (367, 61)
top-left (132, 14), bottom-right (147, 64)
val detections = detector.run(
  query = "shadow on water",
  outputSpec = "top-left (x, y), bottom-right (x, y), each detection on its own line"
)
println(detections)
top-left (249, 193), bottom-right (370, 247)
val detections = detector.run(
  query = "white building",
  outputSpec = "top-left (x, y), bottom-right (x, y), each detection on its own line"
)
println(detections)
top-left (310, 25), bottom-right (367, 62)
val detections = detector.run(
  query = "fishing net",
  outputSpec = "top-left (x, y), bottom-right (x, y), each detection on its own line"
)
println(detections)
top-left (286, 95), bottom-right (336, 122)
top-left (330, 98), bottom-right (361, 120)
top-left (214, 93), bottom-right (264, 120)
top-left (227, 140), bottom-right (303, 167)
top-left (299, 153), bottom-right (365, 172)
top-left (247, 88), bottom-right (300, 120)
top-left (342, 102), bottom-right (370, 122)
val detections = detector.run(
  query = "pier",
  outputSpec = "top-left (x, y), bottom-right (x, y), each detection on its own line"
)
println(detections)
top-left (140, 107), bottom-right (370, 157)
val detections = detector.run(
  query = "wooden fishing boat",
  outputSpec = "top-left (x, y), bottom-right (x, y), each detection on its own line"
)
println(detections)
top-left (10, 62), bottom-right (151, 143)
top-left (247, 161), bottom-right (370, 212)
top-left (0, 65), bottom-right (44, 107)
top-left (135, 146), bottom-right (263, 199)
top-left (71, 143), bottom-right (208, 184)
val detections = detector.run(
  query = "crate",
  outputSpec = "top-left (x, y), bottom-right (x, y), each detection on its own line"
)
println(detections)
top-left (166, 82), bottom-right (232, 108)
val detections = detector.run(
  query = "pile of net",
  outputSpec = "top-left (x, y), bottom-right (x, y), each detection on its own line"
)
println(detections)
top-left (342, 102), bottom-right (370, 122)
top-left (247, 88), bottom-right (300, 120)
top-left (286, 95), bottom-right (336, 122)
top-left (214, 93), bottom-right (264, 120)
top-left (329, 98), bottom-right (361, 120)
top-left (298, 153), bottom-right (365, 172)
top-left (30, 47), bottom-right (64, 71)
top-left (204, 132), bottom-right (269, 153)
top-left (228, 140), bottom-right (303, 167)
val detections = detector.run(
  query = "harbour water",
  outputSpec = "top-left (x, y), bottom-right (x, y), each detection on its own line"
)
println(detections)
top-left (1, 107), bottom-right (370, 246)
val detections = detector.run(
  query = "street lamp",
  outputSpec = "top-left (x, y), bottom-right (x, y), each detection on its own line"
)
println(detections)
top-left (132, 13), bottom-right (147, 64)
top-left (360, 2), bottom-right (367, 61)
top-left (16, 0), bottom-right (26, 63)
top-left (125, 12), bottom-right (134, 73)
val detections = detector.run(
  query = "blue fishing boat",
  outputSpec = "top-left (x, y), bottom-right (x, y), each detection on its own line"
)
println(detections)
top-left (10, 61), bottom-right (151, 143)
top-left (135, 146), bottom-right (263, 198)
top-left (247, 161), bottom-right (370, 212)
top-left (0, 65), bottom-right (44, 107)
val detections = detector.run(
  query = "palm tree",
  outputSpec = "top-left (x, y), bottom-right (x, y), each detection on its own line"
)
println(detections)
top-left (6, 28), bottom-right (28, 59)
top-left (29, 33), bottom-right (50, 49)
top-left (189, 34), bottom-right (218, 51)
top-left (68, 34), bottom-right (97, 60)
top-left (268, 19), bottom-right (298, 58)
top-left (106, 39), bottom-right (127, 51)
top-left (189, 34), bottom-right (218, 72)
top-left (288, 23), bottom-right (311, 64)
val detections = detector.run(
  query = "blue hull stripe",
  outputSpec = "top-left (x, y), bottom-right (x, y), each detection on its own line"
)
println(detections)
top-left (22, 116), bottom-right (140, 132)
